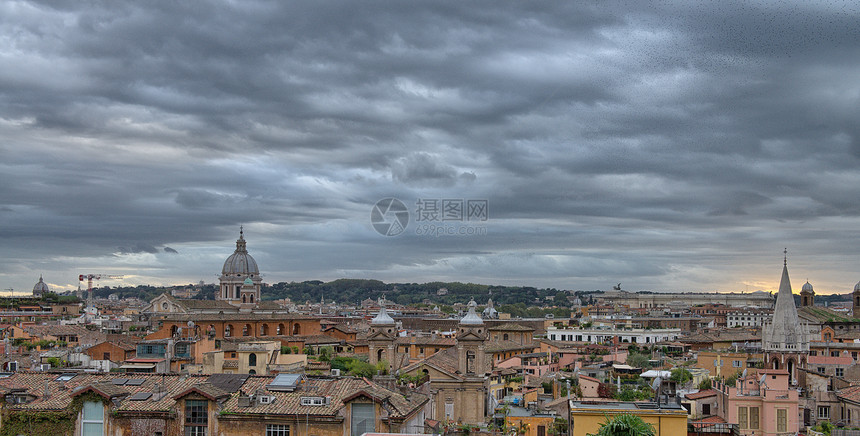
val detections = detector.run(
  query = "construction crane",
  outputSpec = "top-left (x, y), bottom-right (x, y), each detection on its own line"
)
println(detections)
top-left (78, 274), bottom-right (124, 322)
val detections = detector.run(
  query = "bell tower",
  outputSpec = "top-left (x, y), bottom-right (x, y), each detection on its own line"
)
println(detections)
top-left (853, 282), bottom-right (860, 318)
top-left (368, 297), bottom-right (398, 373)
top-left (800, 281), bottom-right (814, 307)
top-left (456, 299), bottom-right (488, 376)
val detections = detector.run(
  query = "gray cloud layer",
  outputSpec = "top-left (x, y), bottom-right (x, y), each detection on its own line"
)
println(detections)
top-left (2, 1), bottom-right (860, 294)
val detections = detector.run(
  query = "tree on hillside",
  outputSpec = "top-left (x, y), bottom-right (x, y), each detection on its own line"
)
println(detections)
top-left (587, 413), bottom-right (655, 436)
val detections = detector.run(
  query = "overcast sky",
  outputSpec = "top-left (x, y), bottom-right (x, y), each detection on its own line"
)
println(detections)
top-left (2, 1), bottom-right (860, 296)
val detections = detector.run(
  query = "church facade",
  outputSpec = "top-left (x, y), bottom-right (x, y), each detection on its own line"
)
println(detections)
top-left (398, 299), bottom-right (490, 426)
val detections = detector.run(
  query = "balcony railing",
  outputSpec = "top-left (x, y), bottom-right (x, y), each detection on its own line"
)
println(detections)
top-left (688, 422), bottom-right (739, 436)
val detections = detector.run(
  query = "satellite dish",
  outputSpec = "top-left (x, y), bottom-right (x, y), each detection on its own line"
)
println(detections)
top-left (759, 374), bottom-right (767, 387)
top-left (187, 321), bottom-right (195, 328)
top-left (742, 368), bottom-right (748, 378)
top-left (651, 377), bottom-right (662, 391)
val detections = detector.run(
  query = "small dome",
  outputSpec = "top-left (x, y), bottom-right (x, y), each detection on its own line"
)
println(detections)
top-left (460, 299), bottom-right (484, 325)
top-left (222, 228), bottom-right (260, 275)
top-left (802, 281), bottom-right (813, 292)
top-left (482, 297), bottom-right (497, 317)
top-left (371, 306), bottom-right (395, 325)
top-left (243, 277), bottom-right (254, 286)
top-left (855, 281), bottom-right (860, 292)
top-left (33, 276), bottom-right (49, 294)
top-left (482, 306), bottom-right (498, 317)
top-left (371, 298), bottom-right (395, 325)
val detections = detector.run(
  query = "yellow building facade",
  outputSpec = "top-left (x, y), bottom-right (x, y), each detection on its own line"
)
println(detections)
top-left (569, 401), bottom-right (688, 436)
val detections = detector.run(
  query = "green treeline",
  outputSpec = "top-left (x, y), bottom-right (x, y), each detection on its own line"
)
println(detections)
top-left (83, 279), bottom-right (600, 314)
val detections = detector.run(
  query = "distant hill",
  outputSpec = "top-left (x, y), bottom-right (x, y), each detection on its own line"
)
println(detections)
top-left (89, 279), bottom-right (579, 315)
top-left (90, 284), bottom-right (217, 302)
top-left (264, 279), bottom-right (570, 306)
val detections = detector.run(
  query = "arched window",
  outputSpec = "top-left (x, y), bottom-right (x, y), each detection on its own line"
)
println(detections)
top-left (503, 333), bottom-right (509, 341)
top-left (277, 324), bottom-right (284, 335)
top-left (250, 295), bottom-right (254, 303)
top-left (225, 324), bottom-right (233, 337)
top-left (249, 369), bottom-right (256, 375)
top-left (249, 353), bottom-right (257, 367)
top-left (171, 325), bottom-right (178, 336)
top-left (260, 324), bottom-right (269, 336)
top-left (242, 295), bottom-right (246, 303)
top-left (292, 324), bottom-right (300, 335)
top-left (377, 349), bottom-right (384, 362)
top-left (243, 324), bottom-right (251, 336)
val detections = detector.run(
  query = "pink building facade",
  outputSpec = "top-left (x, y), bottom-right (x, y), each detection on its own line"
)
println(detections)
top-left (714, 369), bottom-right (799, 436)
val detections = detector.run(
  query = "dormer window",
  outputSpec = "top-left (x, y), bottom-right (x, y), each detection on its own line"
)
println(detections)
top-left (81, 401), bottom-right (104, 435)
top-left (300, 396), bottom-right (328, 406)
top-left (5, 393), bottom-right (33, 404)
top-left (350, 403), bottom-right (374, 436)
top-left (185, 400), bottom-right (208, 436)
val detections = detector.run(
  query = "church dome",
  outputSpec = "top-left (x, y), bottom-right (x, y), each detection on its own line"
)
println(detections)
top-left (855, 281), bottom-right (860, 292)
top-left (222, 228), bottom-right (259, 276)
top-left (460, 299), bottom-right (484, 325)
top-left (802, 281), bottom-right (813, 292)
top-left (33, 276), bottom-right (49, 295)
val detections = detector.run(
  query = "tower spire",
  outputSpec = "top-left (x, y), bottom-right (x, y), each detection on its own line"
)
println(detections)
top-left (784, 248), bottom-right (787, 266)
top-left (235, 227), bottom-right (247, 253)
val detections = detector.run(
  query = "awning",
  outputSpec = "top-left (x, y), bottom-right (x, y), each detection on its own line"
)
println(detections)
top-left (119, 363), bottom-right (156, 369)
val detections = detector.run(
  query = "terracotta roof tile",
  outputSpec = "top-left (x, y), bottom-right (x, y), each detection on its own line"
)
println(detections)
top-left (487, 323), bottom-right (535, 332)
top-left (400, 346), bottom-right (460, 377)
top-left (685, 389), bottom-right (718, 400)
top-left (0, 372), bottom-right (427, 421)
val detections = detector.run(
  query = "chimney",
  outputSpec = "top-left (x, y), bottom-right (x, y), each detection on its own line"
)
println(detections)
top-left (44, 380), bottom-right (50, 400)
top-left (166, 339), bottom-right (174, 361)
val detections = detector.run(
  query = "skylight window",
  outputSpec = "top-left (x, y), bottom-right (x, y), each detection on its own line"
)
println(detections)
top-left (267, 373), bottom-right (302, 392)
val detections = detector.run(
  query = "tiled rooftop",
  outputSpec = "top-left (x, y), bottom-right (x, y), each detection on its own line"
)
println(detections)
top-left (0, 371), bottom-right (427, 419)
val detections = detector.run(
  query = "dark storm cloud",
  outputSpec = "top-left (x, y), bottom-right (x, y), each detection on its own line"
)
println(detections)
top-left (117, 243), bottom-right (160, 255)
top-left (2, 1), bottom-right (860, 293)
